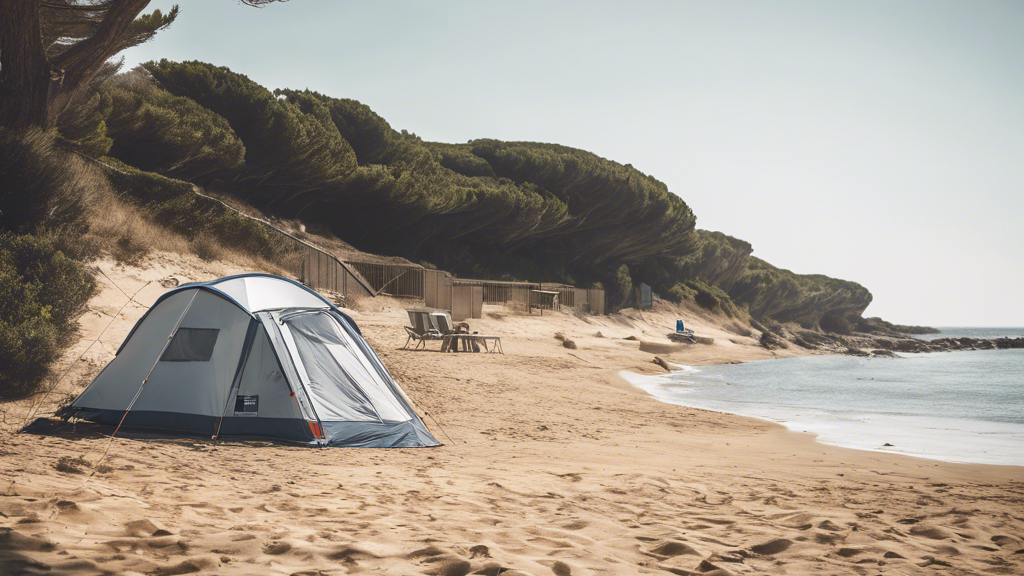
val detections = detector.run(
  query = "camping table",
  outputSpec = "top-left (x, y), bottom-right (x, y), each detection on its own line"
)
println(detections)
top-left (441, 334), bottom-right (503, 354)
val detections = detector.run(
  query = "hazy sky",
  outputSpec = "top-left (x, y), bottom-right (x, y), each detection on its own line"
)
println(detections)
top-left (121, 1), bottom-right (1023, 326)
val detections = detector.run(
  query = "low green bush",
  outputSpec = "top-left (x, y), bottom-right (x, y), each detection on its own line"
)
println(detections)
top-left (667, 278), bottom-right (741, 317)
top-left (0, 233), bottom-right (95, 398)
top-left (668, 282), bottom-right (697, 303)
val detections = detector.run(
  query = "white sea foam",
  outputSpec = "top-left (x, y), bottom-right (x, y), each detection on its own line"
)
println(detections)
top-left (622, 349), bottom-right (1024, 466)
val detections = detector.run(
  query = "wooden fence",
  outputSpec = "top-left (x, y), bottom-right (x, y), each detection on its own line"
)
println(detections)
top-left (189, 189), bottom-right (430, 300)
top-left (424, 272), bottom-right (605, 317)
top-left (295, 242), bottom-right (372, 298)
top-left (347, 262), bottom-right (424, 299)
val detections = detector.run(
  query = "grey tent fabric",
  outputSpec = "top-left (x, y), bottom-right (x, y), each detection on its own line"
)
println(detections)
top-left (284, 311), bottom-right (384, 423)
top-left (58, 274), bottom-right (439, 448)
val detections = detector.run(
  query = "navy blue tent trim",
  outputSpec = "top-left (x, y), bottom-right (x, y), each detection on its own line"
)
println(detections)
top-left (66, 408), bottom-right (316, 443)
top-left (60, 409), bottom-right (439, 448)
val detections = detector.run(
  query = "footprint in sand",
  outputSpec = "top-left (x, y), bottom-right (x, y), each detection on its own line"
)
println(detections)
top-left (262, 541), bottom-right (292, 555)
top-left (991, 535), bottom-right (1022, 548)
top-left (749, 538), bottom-right (793, 555)
top-left (691, 559), bottom-right (735, 576)
top-left (424, 558), bottom-right (471, 576)
top-left (883, 550), bottom-right (905, 559)
top-left (694, 517), bottom-right (734, 526)
top-left (150, 557), bottom-right (215, 576)
top-left (474, 562), bottom-right (515, 576)
top-left (909, 525), bottom-right (952, 540)
top-left (327, 545), bottom-right (379, 565)
top-left (560, 520), bottom-right (588, 530)
top-left (53, 500), bottom-right (80, 514)
top-left (468, 544), bottom-right (490, 558)
top-left (643, 540), bottom-right (703, 560)
top-left (814, 532), bottom-right (844, 545)
top-left (407, 546), bottom-right (447, 560)
top-left (932, 544), bottom-right (960, 556)
top-left (917, 556), bottom-right (953, 568)
top-left (123, 518), bottom-right (166, 537)
top-left (817, 519), bottom-right (842, 532)
top-left (550, 560), bottom-right (572, 576)
top-left (538, 559), bottom-right (574, 576)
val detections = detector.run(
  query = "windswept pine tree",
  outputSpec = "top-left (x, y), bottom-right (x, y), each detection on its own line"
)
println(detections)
top-left (728, 257), bottom-right (873, 331)
top-left (101, 69), bottom-right (245, 180)
top-left (143, 60), bottom-right (357, 206)
top-left (0, 2), bottom-right (177, 129)
top-left (0, 1), bottom-right (286, 130)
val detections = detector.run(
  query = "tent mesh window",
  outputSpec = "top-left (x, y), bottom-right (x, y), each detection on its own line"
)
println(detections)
top-left (160, 328), bottom-right (220, 362)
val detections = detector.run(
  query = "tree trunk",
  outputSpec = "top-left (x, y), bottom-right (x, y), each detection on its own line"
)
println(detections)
top-left (0, 3), bottom-right (51, 128)
top-left (0, 0), bottom-right (152, 130)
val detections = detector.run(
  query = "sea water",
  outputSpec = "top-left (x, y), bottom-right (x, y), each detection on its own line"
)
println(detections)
top-left (914, 326), bottom-right (1024, 341)
top-left (626, 344), bottom-right (1024, 466)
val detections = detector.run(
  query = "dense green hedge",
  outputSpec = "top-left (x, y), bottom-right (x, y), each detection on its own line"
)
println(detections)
top-left (137, 62), bottom-right (697, 269)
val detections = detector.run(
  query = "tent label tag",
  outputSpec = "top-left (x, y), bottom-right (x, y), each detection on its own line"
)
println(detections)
top-left (234, 395), bottom-right (259, 416)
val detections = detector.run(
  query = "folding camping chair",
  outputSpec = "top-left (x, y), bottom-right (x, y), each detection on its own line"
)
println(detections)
top-left (404, 310), bottom-right (446, 350)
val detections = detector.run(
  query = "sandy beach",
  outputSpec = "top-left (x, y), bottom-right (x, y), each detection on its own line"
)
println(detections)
top-left (2, 253), bottom-right (1022, 576)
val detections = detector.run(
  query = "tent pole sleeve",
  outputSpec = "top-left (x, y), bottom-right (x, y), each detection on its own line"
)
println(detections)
top-left (212, 318), bottom-right (259, 440)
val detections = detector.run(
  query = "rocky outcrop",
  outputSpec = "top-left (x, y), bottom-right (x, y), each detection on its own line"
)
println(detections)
top-left (881, 336), bottom-right (1024, 353)
top-left (777, 332), bottom-right (1024, 356)
top-left (856, 317), bottom-right (940, 336)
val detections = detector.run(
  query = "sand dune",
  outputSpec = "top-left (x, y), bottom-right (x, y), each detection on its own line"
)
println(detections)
top-left (2, 253), bottom-right (1022, 575)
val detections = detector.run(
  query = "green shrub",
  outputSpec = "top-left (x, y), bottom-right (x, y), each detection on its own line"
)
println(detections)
top-left (189, 233), bottom-right (224, 262)
top-left (56, 90), bottom-right (114, 158)
top-left (728, 257), bottom-right (872, 329)
top-left (0, 233), bottom-right (95, 398)
top-left (102, 159), bottom-right (298, 263)
top-left (680, 279), bottom-right (740, 317)
top-left (0, 128), bottom-right (93, 238)
top-left (612, 264), bottom-right (633, 310)
top-left (112, 228), bottom-right (151, 264)
top-left (668, 282), bottom-right (697, 303)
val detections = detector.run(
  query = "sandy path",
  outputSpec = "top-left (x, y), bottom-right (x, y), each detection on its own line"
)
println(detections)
top-left (2, 253), bottom-right (1022, 575)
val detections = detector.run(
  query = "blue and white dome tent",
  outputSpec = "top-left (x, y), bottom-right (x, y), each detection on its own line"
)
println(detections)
top-left (58, 274), bottom-right (439, 448)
